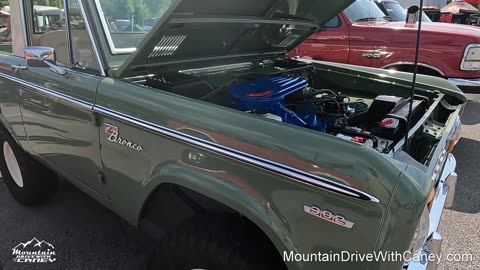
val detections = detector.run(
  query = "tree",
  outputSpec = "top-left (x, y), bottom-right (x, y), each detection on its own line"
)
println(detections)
top-left (100, 0), bottom-right (174, 23)
top-left (0, 0), bottom-right (9, 7)
top-left (100, 0), bottom-right (133, 20)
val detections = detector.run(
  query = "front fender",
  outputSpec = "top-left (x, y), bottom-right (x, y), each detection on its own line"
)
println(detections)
top-left (139, 162), bottom-right (301, 270)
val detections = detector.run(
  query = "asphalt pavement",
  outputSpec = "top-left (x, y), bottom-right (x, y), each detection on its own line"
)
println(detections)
top-left (0, 96), bottom-right (479, 270)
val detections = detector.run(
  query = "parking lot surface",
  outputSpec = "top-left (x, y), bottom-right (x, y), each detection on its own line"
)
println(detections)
top-left (0, 97), bottom-right (479, 270)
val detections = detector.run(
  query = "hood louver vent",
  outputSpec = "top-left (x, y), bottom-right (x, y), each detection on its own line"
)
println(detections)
top-left (148, 35), bottom-right (187, 58)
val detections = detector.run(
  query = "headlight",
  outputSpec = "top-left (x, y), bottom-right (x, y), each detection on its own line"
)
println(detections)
top-left (461, 44), bottom-right (480, 70)
top-left (407, 207), bottom-right (430, 258)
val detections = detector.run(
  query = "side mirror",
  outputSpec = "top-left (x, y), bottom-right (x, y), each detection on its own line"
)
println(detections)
top-left (24, 46), bottom-right (66, 75)
top-left (406, 6), bottom-right (420, 24)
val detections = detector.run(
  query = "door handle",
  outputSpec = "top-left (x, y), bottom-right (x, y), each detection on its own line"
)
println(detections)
top-left (10, 64), bottom-right (28, 72)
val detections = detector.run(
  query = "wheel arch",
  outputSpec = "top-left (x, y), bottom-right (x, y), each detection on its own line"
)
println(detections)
top-left (381, 62), bottom-right (446, 78)
top-left (0, 118), bottom-right (26, 152)
top-left (136, 163), bottom-right (299, 270)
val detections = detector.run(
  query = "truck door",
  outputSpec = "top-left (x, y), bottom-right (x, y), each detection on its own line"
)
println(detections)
top-left (346, 22), bottom-right (379, 67)
top-left (294, 15), bottom-right (350, 63)
top-left (16, 0), bottom-right (109, 198)
top-left (342, 0), bottom-right (389, 67)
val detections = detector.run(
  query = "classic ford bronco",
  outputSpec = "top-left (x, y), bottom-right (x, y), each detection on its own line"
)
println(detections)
top-left (0, 0), bottom-right (464, 269)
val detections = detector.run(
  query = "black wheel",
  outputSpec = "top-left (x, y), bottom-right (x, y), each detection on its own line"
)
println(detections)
top-left (149, 215), bottom-right (287, 270)
top-left (0, 128), bottom-right (57, 205)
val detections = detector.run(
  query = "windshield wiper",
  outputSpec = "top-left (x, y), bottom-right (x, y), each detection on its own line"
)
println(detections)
top-left (355, 17), bottom-right (381, 22)
top-left (383, 16), bottom-right (393, 21)
top-left (355, 16), bottom-right (390, 22)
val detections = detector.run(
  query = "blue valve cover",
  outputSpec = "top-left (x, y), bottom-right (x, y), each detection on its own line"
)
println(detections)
top-left (230, 76), bottom-right (308, 112)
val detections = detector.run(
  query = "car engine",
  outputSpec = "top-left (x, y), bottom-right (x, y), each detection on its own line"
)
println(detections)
top-left (228, 75), bottom-right (428, 153)
top-left (144, 64), bottom-right (429, 153)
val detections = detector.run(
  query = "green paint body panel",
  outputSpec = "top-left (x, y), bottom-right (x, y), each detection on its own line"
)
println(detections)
top-left (0, 1), bottom-right (467, 269)
top-left (0, 55), bottom-right (465, 269)
top-left (0, 52), bottom-right (465, 270)
top-left (95, 77), bottom-right (393, 270)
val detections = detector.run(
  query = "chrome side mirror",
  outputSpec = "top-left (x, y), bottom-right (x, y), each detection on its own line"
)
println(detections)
top-left (24, 46), bottom-right (66, 75)
top-left (406, 6), bottom-right (420, 24)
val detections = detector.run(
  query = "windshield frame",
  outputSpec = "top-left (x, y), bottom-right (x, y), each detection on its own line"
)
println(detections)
top-left (94, 0), bottom-right (139, 54)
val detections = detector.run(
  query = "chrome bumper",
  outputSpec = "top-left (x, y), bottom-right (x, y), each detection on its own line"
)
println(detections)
top-left (407, 154), bottom-right (457, 270)
top-left (448, 78), bottom-right (480, 91)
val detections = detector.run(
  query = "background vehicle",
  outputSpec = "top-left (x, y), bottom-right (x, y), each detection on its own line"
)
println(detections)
top-left (291, 0), bottom-right (480, 92)
top-left (33, 5), bottom-right (64, 32)
top-left (115, 19), bottom-right (130, 29)
top-left (143, 18), bottom-right (159, 31)
top-left (375, 0), bottom-right (432, 22)
top-left (438, 1), bottom-right (480, 25)
top-left (0, 0), bottom-right (464, 269)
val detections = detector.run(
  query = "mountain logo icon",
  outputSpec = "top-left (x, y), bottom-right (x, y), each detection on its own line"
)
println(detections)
top-left (13, 238), bottom-right (55, 250)
top-left (12, 238), bottom-right (56, 263)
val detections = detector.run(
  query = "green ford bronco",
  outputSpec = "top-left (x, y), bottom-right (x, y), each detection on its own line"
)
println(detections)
top-left (0, 0), bottom-right (465, 269)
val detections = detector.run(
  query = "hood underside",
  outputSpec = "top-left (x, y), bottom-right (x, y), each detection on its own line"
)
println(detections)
top-left (115, 0), bottom-right (354, 78)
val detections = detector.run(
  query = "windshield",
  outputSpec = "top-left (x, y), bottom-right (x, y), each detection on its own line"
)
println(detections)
top-left (344, 0), bottom-right (388, 22)
top-left (381, 2), bottom-right (432, 22)
top-left (95, 0), bottom-right (174, 53)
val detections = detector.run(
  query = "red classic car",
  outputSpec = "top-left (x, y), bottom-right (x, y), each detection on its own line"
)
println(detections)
top-left (290, 0), bottom-right (480, 92)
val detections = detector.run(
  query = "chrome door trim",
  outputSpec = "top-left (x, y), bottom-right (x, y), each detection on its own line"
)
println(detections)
top-left (17, 0), bottom-right (28, 56)
top-left (0, 72), bottom-right (93, 110)
top-left (78, 0), bottom-right (107, 76)
top-left (94, 105), bottom-right (381, 203)
top-left (63, 0), bottom-right (74, 67)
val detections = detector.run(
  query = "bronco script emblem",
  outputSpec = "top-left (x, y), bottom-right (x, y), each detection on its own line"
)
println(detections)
top-left (105, 123), bottom-right (144, 152)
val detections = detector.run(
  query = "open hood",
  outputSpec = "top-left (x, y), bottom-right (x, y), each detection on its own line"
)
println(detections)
top-left (115, 0), bottom-right (354, 78)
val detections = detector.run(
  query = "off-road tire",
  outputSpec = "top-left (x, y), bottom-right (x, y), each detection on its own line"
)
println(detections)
top-left (149, 215), bottom-right (287, 270)
top-left (0, 128), bottom-right (57, 205)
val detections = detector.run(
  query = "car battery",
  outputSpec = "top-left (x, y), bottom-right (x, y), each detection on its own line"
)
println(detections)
top-left (367, 95), bottom-right (406, 123)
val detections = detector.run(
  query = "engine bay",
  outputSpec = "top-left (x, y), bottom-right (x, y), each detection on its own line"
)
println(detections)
top-left (141, 60), bottom-right (432, 154)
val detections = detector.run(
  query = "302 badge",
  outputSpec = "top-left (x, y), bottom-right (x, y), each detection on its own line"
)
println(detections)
top-left (304, 205), bottom-right (354, 229)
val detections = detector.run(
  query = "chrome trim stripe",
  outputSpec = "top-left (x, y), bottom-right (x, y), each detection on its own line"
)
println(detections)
top-left (448, 77), bottom-right (480, 87)
top-left (381, 62), bottom-right (446, 77)
top-left (63, 0), bottom-right (73, 67)
top-left (94, 105), bottom-right (380, 203)
top-left (78, 0), bottom-right (106, 76)
top-left (0, 72), bottom-right (93, 110)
